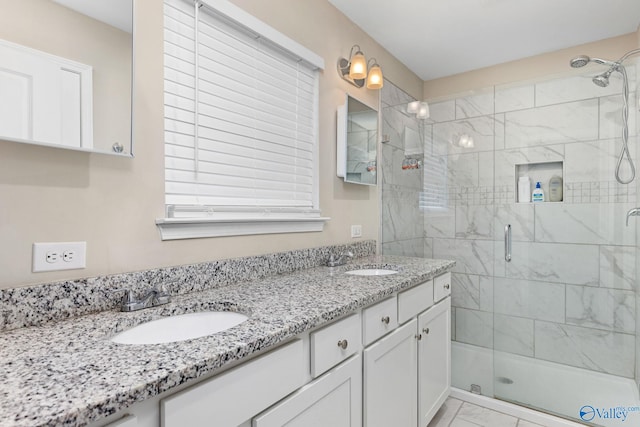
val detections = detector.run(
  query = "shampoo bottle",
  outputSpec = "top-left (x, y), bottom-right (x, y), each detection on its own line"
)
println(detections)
top-left (548, 175), bottom-right (563, 202)
top-left (518, 177), bottom-right (531, 203)
top-left (532, 181), bottom-right (544, 202)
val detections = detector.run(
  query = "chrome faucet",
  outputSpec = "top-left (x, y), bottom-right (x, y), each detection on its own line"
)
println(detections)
top-left (115, 286), bottom-right (172, 312)
top-left (326, 251), bottom-right (354, 267)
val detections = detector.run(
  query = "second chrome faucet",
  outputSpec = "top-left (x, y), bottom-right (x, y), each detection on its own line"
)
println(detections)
top-left (326, 251), bottom-right (354, 267)
top-left (116, 286), bottom-right (172, 312)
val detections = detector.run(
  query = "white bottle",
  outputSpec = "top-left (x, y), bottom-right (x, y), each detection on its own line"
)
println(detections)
top-left (518, 177), bottom-right (531, 203)
top-left (548, 175), bottom-right (563, 202)
top-left (532, 181), bottom-right (545, 202)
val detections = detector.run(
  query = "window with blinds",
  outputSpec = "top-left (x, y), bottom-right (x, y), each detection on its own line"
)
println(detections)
top-left (420, 154), bottom-right (448, 211)
top-left (159, 0), bottom-right (327, 239)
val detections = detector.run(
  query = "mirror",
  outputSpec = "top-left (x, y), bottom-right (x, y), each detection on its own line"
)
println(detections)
top-left (336, 95), bottom-right (378, 185)
top-left (0, 0), bottom-right (133, 156)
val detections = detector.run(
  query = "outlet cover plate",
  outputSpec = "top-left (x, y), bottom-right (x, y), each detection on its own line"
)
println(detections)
top-left (33, 242), bottom-right (86, 272)
top-left (351, 225), bottom-right (362, 238)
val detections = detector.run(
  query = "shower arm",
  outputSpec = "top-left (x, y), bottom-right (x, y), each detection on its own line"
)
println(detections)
top-left (617, 48), bottom-right (640, 63)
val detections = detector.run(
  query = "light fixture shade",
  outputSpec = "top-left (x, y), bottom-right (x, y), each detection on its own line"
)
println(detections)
top-left (417, 102), bottom-right (430, 119)
top-left (366, 64), bottom-right (384, 89)
top-left (349, 51), bottom-right (367, 80)
top-left (407, 101), bottom-right (420, 114)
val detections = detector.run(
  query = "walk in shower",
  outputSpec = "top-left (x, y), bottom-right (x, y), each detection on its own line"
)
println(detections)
top-left (380, 57), bottom-right (640, 426)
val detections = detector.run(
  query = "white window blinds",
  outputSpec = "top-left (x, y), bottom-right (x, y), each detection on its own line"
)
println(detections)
top-left (420, 154), bottom-right (448, 211)
top-left (163, 0), bottom-right (323, 218)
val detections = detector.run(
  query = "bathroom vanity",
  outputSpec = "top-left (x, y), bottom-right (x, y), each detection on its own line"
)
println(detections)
top-left (0, 254), bottom-right (453, 427)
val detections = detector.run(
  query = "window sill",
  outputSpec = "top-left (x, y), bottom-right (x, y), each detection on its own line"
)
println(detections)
top-left (155, 216), bottom-right (331, 240)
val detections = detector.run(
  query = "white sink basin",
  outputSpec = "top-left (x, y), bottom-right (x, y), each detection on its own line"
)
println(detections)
top-left (345, 269), bottom-right (398, 276)
top-left (110, 311), bottom-right (248, 345)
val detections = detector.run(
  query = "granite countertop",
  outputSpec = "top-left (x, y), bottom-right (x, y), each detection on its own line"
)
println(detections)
top-left (0, 255), bottom-right (454, 427)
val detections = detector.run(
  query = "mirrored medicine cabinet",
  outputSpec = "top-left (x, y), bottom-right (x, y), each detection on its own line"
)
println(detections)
top-left (336, 94), bottom-right (379, 185)
top-left (0, 0), bottom-right (134, 157)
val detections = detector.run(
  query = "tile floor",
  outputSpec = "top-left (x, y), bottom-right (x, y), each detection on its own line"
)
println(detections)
top-left (428, 397), bottom-right (552, 427)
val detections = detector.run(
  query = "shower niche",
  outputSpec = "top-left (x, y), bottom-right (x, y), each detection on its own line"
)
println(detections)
top-left (515, 161), bottom-right (564, 203)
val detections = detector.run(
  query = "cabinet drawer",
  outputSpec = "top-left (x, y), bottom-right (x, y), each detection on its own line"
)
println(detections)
top-left (434, 272), bottom-right (451, 302)
top-left (105, 415), bottom-right (136, 427)
top-left (253, 355), bottom-right (362, 427)
top-left (398, 280), bottom-right (434, 324)
top-left (161, 340), bottom-right (306, 427)
top-left (310, 313), bottom-right (361, 378)
top-left (362, 296), bottom-right (398, 346)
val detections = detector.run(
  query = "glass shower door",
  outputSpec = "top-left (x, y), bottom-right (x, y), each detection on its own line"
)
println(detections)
top-left (491, 67), bottom-right (640, 426)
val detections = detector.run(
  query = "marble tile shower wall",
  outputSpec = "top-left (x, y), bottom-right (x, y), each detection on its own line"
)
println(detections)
top-left (380, 81), bottom-right (425, 257)
top-left (424, 66), bottom-right (639, 379)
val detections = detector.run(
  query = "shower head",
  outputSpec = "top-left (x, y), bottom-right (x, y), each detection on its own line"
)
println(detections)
top-left (570, 55), bottom-right (619, 69)
top-left (592, 72), bottom-right (611, 87)
top-left (570, 55), bottom-right (590, 68)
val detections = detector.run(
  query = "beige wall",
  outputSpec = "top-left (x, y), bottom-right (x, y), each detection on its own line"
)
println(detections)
top-left (0, 0), bottom-right (422, 288)
top-left (424, 33), bottom-right (639, 100)
top-left (0, 0), bottom-right (132, 153)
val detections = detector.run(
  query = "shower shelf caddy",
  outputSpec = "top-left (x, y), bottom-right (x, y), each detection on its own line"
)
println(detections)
top-left (515, 161), bottom-right (564, 203)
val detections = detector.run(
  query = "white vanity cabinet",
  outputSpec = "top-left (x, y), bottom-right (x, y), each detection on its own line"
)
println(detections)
top-left (92, 271), bottom-right (452, 427)
top-left (363, 272), bottom-right (451, 427)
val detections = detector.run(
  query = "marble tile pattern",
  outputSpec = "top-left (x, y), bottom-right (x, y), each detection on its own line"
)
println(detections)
top-left (0, 240), bottom-right (376, 332)
top-left (381, 80), bottom-right (426, 258)
top-left (428, 397), bottom-right (573, 427)
top-left (0, 254), bottom-right (455, 426)
top-left (415, 65), bottom-right (640, 383)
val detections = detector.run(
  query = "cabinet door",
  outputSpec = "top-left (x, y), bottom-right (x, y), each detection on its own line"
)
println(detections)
top-left (0, 39), bottom-right (92, 148)
top-left (253, 355), bottom-right (362, 427)
top-left (364, 319), bottom-right (418, 427)
top-left (418, 298), bottom-right (451, 426)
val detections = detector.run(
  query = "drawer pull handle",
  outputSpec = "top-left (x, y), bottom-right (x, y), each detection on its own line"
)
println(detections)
top-left (415, 334), bottom-right (422, 341)
top-left (381, 316), bottom-right (390, 324)
top-left (423, 328), bottom-right (430, 335)
top-left (337, 339), bottom-right (348, 350)
top-left (444, 284), bottom-right (450, 290)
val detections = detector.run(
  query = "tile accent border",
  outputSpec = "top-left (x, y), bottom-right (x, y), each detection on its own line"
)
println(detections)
top-left (0, 240), bottom-right (376, 332)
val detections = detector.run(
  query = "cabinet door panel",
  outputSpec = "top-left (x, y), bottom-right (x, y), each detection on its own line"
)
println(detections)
top-left (253, 355), bottom-right (362, 427)
top-left (418, 298), bottom-right (451, 426)
top-left (364, 319), bottom-right (418, 427)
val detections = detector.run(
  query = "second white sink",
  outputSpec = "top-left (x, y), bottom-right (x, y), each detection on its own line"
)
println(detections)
top-left (345, 269), bottom-right (398, 276)
top-left (111, 311), bottom-right (248, 345)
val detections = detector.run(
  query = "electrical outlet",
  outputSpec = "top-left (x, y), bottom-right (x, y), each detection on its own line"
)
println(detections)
top-left (33, 242), bottom-right (86, 272)
top-left (46, 251), bottom-right (60, 263)
top-left (62, 250), bottom-right (76, 262)
top-left (351, 225), bottom-right (362, 238)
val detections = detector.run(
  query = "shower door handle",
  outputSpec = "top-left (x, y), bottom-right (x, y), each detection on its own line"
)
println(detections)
top-left (504, 224), bottom-right (512, 262)
top-left (626, 208), bottom-right (640, 226)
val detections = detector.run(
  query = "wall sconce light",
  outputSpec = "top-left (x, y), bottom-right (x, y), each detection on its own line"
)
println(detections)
top-left (453, 133), bottom-right (475, 148)
top-left (407, 101), bottom-right (430, 119)
top-left (337, 45), bottom-right (384, 90)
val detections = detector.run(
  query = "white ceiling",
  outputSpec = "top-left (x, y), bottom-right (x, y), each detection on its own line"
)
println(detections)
top-left (328, 0), bottom-right (640, 80)
top-left (52, 0), bottom-right (133, 33)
